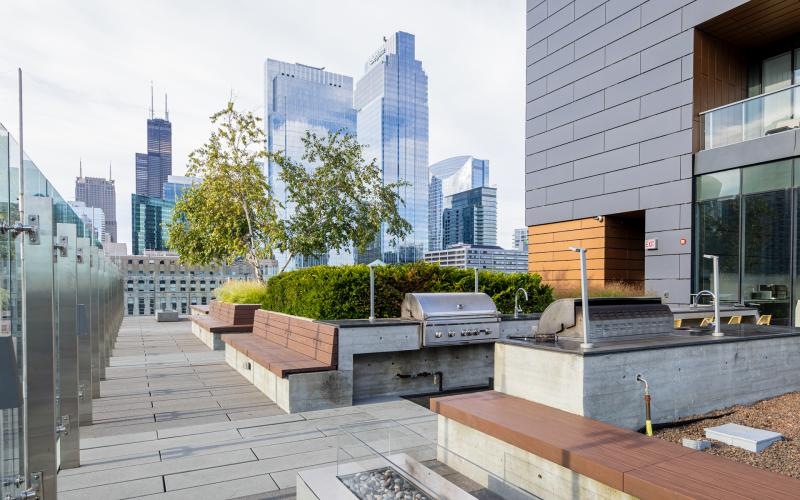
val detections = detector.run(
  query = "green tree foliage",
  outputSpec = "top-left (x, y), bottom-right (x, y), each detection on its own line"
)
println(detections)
top-left (273, 131), bottom-right (412, 272)
top-left (168, 102), bottom-right (282, 280)
top-left (259, 262), bottom-right (554, 320)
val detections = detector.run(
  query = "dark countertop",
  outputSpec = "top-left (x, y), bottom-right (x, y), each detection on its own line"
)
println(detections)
top-left (321, 314), bottom-right (541, 328)
top-left (319, 318), bottom-right (420, 328)
top-left (499, 313), bottom-right (542, 321)
top-left (499, 324), bottom-right (800, 356)
top-left (670, 304), bottom-right (759, 314)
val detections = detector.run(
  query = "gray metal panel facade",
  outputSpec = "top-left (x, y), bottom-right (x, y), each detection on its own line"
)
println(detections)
top-left (525, 0), bottom-right (749, 302)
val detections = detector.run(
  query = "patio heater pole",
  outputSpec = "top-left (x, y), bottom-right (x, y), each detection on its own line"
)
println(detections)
top-left (569, 246), bottom-right (593, 349)
top-left (474, 268), bottom-right (479, 293)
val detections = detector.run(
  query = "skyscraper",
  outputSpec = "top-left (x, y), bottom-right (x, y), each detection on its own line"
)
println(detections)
top-left (136, 85), bottom-right (172, 198)
top-left (442, 186), bottom-right (497, 248)
top-left (265, 59), bottom-right (356, 270)
top-left (67, 201), bottom-right (105, 243)
top-left (513, 228), bottom-right (528, 253)
top-left (428, 156), bottom-right (490, 251)
top-left (75, 163), bottom-right (117, 242)
top-left (131, 194), bottom-right (173, 255)
top-left (354, 32), bottom-right (429, 263)
top-left (162, 175), bottom-right (199, 203)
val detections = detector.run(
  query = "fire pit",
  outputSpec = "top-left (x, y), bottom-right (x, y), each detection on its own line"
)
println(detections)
top-left (338, 467), bottom-right (433, 500)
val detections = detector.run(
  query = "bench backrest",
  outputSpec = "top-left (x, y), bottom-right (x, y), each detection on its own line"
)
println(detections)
top-left (253, 309), bottom-right (338, 367)
top-left (208, 300), bottom-right (260, 325)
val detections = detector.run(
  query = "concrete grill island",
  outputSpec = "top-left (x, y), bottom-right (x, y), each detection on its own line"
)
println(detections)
top-left (188, 291), bottom-right (800, 498)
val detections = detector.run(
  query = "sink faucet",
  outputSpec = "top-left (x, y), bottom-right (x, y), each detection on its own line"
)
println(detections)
top-left (692, 290), bottom-right (722, 336)
top-left (514, 288), bottom-right (528, 319)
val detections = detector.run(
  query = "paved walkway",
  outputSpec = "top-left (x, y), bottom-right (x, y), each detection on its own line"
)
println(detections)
top-left (57, 316), bottom-right (439, 499)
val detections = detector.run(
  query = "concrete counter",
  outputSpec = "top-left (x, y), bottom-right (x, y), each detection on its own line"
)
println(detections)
top-left (494, 328), bottom-right (800, 429)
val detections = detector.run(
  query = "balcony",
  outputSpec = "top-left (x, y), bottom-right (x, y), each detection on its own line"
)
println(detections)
top-left (702, 84), bottom-right (800, 150)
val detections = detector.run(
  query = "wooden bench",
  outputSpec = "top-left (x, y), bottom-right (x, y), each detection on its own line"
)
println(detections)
top-left (431, 391), bottom-right (800, 499)
top-left (189, 301), bottom-right (260, 350)
top-left (222, 309), bottom-right (337, 378)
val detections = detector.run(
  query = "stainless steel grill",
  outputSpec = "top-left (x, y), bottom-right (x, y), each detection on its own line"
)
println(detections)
top-left (401, 292), bottom-right (501, 347)
top-left (537, 297), bottom-right (673, 343)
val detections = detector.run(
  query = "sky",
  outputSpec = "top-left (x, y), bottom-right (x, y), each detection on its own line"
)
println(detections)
top-left (0, 0), bottom-right (525, 250)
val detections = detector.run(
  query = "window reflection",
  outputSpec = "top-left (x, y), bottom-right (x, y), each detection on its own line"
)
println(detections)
top-left (696, 197), bottom-right (740, 301)
top-left (742, 190), bottom-right (791, 325)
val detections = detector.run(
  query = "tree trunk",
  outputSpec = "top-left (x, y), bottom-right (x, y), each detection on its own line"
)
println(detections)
top-left (279, 253), bottom-right (294, 274)
top-left (247, 251), bottom-right (264, 282)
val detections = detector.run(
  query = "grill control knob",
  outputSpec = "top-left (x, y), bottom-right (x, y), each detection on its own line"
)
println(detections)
top-left (434, 331), bottom-right (443, 338)
top-left (448, 331), bottom-right (455, 337)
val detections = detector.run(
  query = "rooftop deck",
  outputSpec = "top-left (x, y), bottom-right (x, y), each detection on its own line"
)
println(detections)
top-left (57, 317), bottom-right (440, 499)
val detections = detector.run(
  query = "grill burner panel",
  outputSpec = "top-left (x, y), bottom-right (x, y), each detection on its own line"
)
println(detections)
top-left (401, 292), bottom-right (501, 347)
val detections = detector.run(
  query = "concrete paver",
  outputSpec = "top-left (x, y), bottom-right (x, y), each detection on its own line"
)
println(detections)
top-left (58, 316), bottom-right (439, 499)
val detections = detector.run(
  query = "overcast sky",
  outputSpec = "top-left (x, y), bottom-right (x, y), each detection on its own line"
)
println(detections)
top-left (0, 0), bottom-right (525, 250)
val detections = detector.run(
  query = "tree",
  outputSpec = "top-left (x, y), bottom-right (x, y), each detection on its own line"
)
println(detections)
top-left (168, 102), bottom-right (282, 281)
top-left (273, 130), bottom-right (412, 272)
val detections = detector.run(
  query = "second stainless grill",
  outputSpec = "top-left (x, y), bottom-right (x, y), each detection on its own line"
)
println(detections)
top-left (401, 292), bottom-right (501, 347)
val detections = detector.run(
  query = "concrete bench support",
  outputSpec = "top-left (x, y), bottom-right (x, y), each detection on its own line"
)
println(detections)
top-left (224, 342), bottom-right (352, 412)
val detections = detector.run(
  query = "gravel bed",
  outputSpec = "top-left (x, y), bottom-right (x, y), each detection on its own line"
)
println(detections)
top-left (654, 391), bottom-right (800, 479)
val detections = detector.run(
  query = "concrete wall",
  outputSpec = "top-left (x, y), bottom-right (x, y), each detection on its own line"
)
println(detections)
top-left (525, 0), bottom-right (750, 303)
top-left (497, 335), bottom-right (800, 429)
top-left (438, 416), bottom-right (633, 499)
top-left (495, 342), bottom-right (584, 415)
top-left (353, 344), bottom-right (493, 400)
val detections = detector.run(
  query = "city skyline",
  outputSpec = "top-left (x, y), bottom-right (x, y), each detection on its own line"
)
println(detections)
top-left (0, 1), bottom-right (525, 251)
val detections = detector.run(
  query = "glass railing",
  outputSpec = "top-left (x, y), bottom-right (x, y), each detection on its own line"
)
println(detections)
top-left (0, 121), bottom-right (124, 499)
top-left (702, 84), bottom-right (800, 150)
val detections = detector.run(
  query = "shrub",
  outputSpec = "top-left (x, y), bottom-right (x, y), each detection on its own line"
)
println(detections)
top-left (261, 262), bottom-right (554, 320)
top-left (213, 279), bottom-right (268, 305)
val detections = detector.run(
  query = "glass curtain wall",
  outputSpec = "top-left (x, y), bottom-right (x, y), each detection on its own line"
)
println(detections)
top-left (695, 159), bottom-right (797, 325)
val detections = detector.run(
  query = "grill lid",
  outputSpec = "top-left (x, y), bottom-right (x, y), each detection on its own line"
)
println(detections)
top-left (401, 292), bottom-right (499, 320)
top-left (537, 297), bottom-right (673, 342)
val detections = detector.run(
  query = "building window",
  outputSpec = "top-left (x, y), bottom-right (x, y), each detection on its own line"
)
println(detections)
top-left (695, 158), bottom-right (795, 325)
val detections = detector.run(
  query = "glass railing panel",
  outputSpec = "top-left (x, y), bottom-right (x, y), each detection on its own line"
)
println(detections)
top-left (0, 125), bottom-right (25, 499)
top-left (703, 84), bottom-right (800, 150)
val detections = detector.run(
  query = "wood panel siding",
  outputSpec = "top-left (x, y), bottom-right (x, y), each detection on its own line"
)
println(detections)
top-left (528, 215), bottom-right (644, 290)
top-left (693, 30), bottom-right (749, 152)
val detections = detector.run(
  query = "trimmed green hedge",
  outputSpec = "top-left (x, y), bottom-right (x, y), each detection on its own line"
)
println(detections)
top-left (261, 262), bottom-right (553, 320)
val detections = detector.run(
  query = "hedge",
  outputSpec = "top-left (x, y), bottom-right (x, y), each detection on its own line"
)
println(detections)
top-left (259, 262), bottom-right (553, 320)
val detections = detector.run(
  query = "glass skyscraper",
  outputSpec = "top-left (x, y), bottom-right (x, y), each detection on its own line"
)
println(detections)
top-left (354, 32), bottom-right (429, 263)
top-left (428, 156), bottom-right (490, 251)
top-left (265, 59), bottom-right (356, 270)
top-left (442, 186), bottom-right (497, 248)
top-left (162, 175), bottom-right (198, 203)
top-left (131, 194), bottom-right (173, 255)
top-left (136, 90), bottom-right (172, 199)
